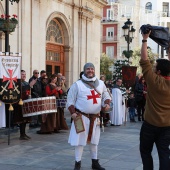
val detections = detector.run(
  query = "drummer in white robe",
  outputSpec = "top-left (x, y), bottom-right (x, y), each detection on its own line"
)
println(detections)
top-left (66, 63), bottom-right (111, 170)
top-left (0, 102), bottom-right (6, 128)
top-left (110, 78), bottom-right (125, 126)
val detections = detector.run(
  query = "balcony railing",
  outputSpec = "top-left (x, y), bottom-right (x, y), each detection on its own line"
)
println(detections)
top-left (101, 36), bottom-right (118, 42)
top-left (101, 17), bottom-right (118, 22)
top-left (107, 0), bottom-right (119, 5)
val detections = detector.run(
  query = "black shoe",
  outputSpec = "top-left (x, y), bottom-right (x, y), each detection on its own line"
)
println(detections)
top-left (20, 135), bottom-right (29, 140)
top-left (36, 123), bottom-right (41, 127)
top-left (74, 161), bottom-right (81, 170)
top-left (29, 123), bottom-right (37, 128)
top-left (37, 130), bottom-right (52, 134)
top-left (104, 124), bottom-right (108, 127)
top-left (111, 124), bottom-right (115, 126)
top-left (53, 130), bottom-right (60, 133)
top-left (24, 134), bottom-right (31, 139)
top-left (92, 159), bottom-right (105, 170)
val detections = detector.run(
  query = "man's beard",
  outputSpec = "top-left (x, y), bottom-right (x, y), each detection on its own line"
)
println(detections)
top-left (84, 73), bottom-right (94, 78)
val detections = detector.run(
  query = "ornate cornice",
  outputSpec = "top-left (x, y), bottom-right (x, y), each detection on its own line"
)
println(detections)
top-left (93, 0), bottom-right (107, 8)
top-left (78, 7), bottom-right (94, 21)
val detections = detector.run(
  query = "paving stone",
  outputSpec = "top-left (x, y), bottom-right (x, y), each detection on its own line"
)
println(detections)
top-left (0, 110), bottom-right (159, 170)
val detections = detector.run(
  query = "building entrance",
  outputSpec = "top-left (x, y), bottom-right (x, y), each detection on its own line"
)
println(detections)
top-left (46, 19), bottom-right (64, 77)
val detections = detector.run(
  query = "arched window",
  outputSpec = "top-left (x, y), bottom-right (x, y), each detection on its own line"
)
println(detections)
top-left (145, 2), bottom-right (152, 13)
top-left (46, 19), bottom-right (64, 44)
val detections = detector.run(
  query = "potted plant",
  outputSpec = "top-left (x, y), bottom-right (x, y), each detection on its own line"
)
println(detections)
top-left (0, 14), bottom-right (18, 32)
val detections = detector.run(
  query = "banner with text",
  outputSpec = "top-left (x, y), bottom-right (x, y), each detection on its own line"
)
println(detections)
top-left (0, 55), bottom-right (21, 104)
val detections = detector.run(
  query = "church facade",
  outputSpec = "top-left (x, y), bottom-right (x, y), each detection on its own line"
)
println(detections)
top-left (0, 0), bottom-right (106, 86)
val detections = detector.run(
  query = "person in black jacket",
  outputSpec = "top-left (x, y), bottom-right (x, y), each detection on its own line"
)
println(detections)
top-left (38, 70), bottom-right (48, 97)
top-left (29, 69), bottom-right (43, 127)
top-left (29, 70), bottom-right (43, 98)
top-left (127, 92), bottom-right (137, 122)
top-left (135, 76), bottom-right (147, 121)
top-left (13, 70), bottom-right (36, 140)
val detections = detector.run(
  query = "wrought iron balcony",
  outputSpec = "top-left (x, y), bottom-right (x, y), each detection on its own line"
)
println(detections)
top-left (101, 36), bottom-right (118, 42)
top-left (101, 17), bottom-right (118, 23)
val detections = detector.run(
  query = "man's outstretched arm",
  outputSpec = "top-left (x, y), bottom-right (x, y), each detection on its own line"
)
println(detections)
top-left (141, 31), bottom-right (151, 61)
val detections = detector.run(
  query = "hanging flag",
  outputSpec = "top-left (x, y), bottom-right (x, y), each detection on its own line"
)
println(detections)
top-left (0, 55), bottom-right (21, 104)
top-left (122, 66), bottom-right (137, 89)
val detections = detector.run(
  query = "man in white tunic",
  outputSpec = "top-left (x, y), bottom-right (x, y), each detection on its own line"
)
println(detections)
top-left (110, 78), bottom-right (124, 126)
top-left (67, 63), bottom-right (111, 170)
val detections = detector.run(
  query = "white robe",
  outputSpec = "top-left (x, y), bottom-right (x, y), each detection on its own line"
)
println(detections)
top-left (67, 79), bottom-right (111, 146)
top-left (0, 102), bottom-right (6, 128)
top-left (110, 88), bottom-right (124, 125)
top-left (68, 115), bottom-right (100, 146)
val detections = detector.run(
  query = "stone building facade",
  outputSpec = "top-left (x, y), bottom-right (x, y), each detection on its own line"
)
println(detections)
top-left (102, 0), bottom-right (170, 59)
top-left (0, 0), bottom-right (107, 86)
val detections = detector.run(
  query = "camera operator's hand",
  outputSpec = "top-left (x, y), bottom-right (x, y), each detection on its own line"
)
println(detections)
top-left (142, 30), bottom-right (151, 40)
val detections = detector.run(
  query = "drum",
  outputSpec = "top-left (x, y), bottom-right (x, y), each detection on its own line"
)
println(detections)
top-left (22, 96), bottom-right (57, 117)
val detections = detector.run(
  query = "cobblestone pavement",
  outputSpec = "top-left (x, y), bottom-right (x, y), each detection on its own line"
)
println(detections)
top-left (0, 111), bottom-right (159, 170)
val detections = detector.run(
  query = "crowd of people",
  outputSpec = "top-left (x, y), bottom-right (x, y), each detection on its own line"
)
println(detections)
top-left (98, 73), bottom-right (147, 128)
top-left (0, 70), bottom-right (69, 140)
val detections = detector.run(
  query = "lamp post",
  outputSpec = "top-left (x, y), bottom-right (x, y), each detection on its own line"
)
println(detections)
top-left (122, 18), bottom-right (136, 63)
top-left (0, 0), bottom-right (20, 145)
top-left (1, 0), bottom-right (20, 52)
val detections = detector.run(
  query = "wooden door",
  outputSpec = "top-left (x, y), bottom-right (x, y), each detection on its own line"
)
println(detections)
top-left (46, 43), bottom-right (64, 77)
top-left (46, 19), bottom-right (65, 77)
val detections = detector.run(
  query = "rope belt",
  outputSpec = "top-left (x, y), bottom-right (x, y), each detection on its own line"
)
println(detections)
top-left (75, 108), bottom-right (100, 143)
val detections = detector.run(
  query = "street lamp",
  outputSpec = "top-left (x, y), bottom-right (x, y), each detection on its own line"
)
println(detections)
top-left (122, 19), bottom-right (136, 62)
top-left (1, 0), bottom-right (20, 52)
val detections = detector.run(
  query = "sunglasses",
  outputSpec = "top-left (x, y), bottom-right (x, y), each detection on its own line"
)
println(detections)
top-left (34, 72), bottom-right (39, 74)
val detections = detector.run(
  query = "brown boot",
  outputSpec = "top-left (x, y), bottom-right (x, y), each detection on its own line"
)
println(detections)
top-left (74, 161), bottom-right (81, 170)
top-left (92, 159), bottom-right (105, 170)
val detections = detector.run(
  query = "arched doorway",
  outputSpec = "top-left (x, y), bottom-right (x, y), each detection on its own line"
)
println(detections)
top-left (46, 19), bottom-right (65, 77)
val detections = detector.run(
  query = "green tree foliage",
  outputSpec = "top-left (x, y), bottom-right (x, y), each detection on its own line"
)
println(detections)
top-left (112, 59), bottom-right (129, 82)
top-left (130, 47), bottom-right (158, 73)
top-left (112, 59), bottom-right (129, 93)
top-left (100, 53), bottom-right (114, 80)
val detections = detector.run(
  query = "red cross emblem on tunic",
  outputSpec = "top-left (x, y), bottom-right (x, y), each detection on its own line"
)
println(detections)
top-left (87, 90), bottom-right (100, 104)
top-left (2, 69), bottom-right (17, 89)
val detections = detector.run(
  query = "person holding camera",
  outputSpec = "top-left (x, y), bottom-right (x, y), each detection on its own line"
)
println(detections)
top-left (139, 31), bottom-right (170, 170)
